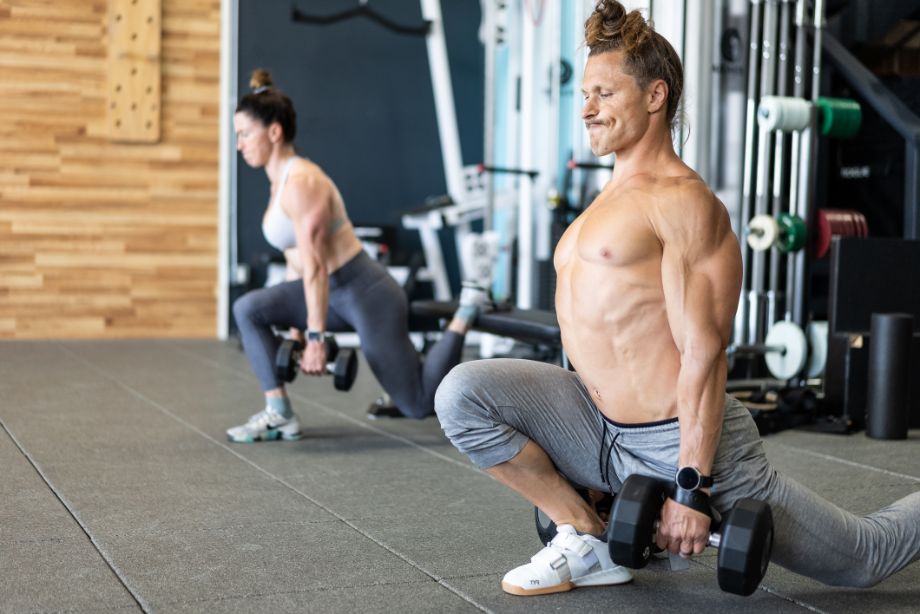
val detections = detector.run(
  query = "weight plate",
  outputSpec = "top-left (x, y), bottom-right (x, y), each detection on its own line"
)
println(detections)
top-left (815, 210), bottom-right (832, 258)
top-left (806, 320), bottom-right (829, 379)
top-left (764, 321), bottom-right (807, 380)
top-left (776, 213), bottom-right (806, 253)
top-left (758, 96), bottom-right (811, 132)
top-left (746, 215), bottom-right (779, 251)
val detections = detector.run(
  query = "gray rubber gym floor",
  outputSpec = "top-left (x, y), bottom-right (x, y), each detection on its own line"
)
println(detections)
top-left (2, 339), bottom-right (919, 613)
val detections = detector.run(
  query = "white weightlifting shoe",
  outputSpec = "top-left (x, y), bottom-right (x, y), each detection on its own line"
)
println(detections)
top-left (501, 524), bottom-right (633, 596)
top-left (226, 406), bottom-right (302, 443)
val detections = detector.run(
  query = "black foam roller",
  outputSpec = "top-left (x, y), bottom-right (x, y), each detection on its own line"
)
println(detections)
top-left (866, 313), bottom-right (913, 440)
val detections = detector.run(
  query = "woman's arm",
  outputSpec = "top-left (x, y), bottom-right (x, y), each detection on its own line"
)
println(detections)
top-left (283, 172), bottom-right (333, 373)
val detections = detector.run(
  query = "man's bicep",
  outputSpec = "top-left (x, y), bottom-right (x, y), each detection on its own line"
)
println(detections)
top-left (661, 246), bottom-right (724, 354)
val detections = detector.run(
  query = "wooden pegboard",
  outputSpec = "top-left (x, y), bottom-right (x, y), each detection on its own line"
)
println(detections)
top-left (107, 0), bottom-right (162, 143)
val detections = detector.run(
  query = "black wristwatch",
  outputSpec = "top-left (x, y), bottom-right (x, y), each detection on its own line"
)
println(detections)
top-left (675, 466), bottom-right (713, 492)
top-left (306, 330), bottom-right (325, 343)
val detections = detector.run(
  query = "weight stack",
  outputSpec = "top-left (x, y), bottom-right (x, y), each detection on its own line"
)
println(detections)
top-left (866, 314), bottom-right (914, 440)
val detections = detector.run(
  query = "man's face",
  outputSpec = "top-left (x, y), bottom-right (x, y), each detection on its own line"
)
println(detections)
top-left (581, 51), bottom-right (651, 157)
top-left (233, 112), bottom-right (273, 168)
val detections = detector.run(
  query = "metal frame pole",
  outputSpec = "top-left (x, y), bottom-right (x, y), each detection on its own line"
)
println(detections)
top-left (420, 0), bottom-right (466, 202)
top-left (785, 0), bottom-right (807, 323)
top-left (749, 0), bottom-right (780, 344)
top-left (734, 0), bottom-right (763, 346)
top-left (767, 0), bottom-right (793, 327)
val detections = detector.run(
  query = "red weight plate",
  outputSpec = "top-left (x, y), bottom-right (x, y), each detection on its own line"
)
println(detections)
top-left (816, 209), bottom-right (832, 258)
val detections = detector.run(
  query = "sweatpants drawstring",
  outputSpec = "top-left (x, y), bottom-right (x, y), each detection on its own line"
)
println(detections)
top-left (598, 420), bottom-right (619, 494)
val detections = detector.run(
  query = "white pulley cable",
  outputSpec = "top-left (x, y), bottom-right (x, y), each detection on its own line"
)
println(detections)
top-left (758, 96), bottom-right (812, 132)
top-left (746, 215), bottom-right (780, 251)
top-left (764, 321), bottom-right (808, 380)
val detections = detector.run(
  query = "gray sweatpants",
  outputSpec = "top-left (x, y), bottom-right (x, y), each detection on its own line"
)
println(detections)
top-left (435, 358), bottom-right (920, 587)
top-left (234, 251), bottom-right (463, 418)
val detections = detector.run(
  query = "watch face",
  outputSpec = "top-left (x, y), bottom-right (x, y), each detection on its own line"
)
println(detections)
top-left (676, 467), bottom-right (701, 490)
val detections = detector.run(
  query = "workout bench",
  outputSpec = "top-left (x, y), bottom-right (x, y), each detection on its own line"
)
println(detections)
top-left (410, 300), bottom-right (565, 363)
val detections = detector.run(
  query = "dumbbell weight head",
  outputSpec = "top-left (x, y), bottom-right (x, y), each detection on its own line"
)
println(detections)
top-left (332, 349), bottom-right (358, 391)
top-left (325, 336), bottom-right (339, 363)
top-left (607, 474), bottom-right (667, 569)
top-left (716, 499), bottom-right (774, 596)
top-left (746, 215), bottom-right (780, 252)
top-left (275, 339), bottom-right (303, 383)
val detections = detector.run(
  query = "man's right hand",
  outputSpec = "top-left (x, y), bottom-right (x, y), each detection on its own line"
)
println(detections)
top-left (656, 497), bottom-right (711, 558)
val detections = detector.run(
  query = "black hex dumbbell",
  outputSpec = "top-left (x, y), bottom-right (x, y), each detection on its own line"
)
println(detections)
top-left (607, 474), bottom-right (773, 596)
top-left (535, 487), bottom-right (614, 545)
top-left (275, 335), bottom-right (358, 391)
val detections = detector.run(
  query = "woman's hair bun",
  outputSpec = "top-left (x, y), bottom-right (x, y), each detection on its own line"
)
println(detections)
top-left (249, 68), bottom-right (274, 91)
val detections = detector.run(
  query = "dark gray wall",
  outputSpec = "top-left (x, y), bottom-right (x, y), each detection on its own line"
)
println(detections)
top-left (235, 0), bottom-right (483, 295)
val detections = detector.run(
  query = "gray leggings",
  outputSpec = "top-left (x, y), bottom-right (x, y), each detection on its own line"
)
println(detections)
top-left (435, 358), bottom-right (920, 587)
top-left (233, 251), bottom-right (463, 418)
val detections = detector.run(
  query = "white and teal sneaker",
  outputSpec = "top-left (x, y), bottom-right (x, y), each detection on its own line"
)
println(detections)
top-left (226, 407), bottom-right (302, 443)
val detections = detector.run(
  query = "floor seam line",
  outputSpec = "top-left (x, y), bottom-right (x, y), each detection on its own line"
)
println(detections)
top-left (771, 442), bottom-right (920, 483)
top-left (63, 342), bottom-right (496, 614)
top-left (163, 340), bottom-right (488, 476)
top-left (690, 557), bottom-right (830, 612)
top-left (0, 415), bottom-right (149, 614)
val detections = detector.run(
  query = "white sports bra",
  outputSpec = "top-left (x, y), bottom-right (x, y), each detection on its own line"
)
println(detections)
top-left (262, 157), bottom-right (298, 251)
top-left (261, 157), bottom-right (350, 252)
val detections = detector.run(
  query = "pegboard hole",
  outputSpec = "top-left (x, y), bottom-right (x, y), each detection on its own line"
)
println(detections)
top-left (131, 102), bottom-right (137, 110)
top-left (146, 86), bottom-right (153, 94)
top-left (131, 32), bottom-right (137, 41)
top-left (131, 67), bottom-right (137, 76)
top-left (115, 13), bottom-right (122, 22)
top-left (115, 84), bottom-right (122, 92)
top-left (115, 119), bottom-right (122, 127)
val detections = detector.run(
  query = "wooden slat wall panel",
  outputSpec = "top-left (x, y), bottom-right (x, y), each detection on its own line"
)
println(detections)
top-left (0, 0), bottom-right (220, 339)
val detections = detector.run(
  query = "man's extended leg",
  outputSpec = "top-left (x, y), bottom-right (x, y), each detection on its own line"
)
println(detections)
top-left (703, 397), bottom-right (920, 588)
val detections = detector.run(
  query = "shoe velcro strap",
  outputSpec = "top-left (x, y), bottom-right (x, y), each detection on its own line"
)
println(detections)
top-left (552, 531), bottom-right (593, 557)
top-left (531, 547), bottom-right (571, 581)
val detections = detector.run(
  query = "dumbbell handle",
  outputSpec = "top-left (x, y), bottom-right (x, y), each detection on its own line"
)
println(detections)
top-left (290, 347), bottom-right (338, 373)
top-left (652, 520), bottom-right (722, 551)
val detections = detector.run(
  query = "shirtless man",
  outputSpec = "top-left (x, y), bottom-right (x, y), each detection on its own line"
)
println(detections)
top-left (435, 0), bottom-right (920, 597)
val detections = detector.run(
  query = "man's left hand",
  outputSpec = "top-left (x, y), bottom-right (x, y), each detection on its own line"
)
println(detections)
top-left (656, 497), bottom-right (711, 558)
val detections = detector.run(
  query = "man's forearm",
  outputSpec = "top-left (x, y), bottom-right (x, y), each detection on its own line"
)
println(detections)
top-left (676, 353), bottom-right (727, 476)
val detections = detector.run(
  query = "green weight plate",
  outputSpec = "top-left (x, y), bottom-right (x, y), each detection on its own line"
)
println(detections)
top-left (816, 97), bottom-right (862, 139)
top-left (776, 213), bottom-right (806, 253)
